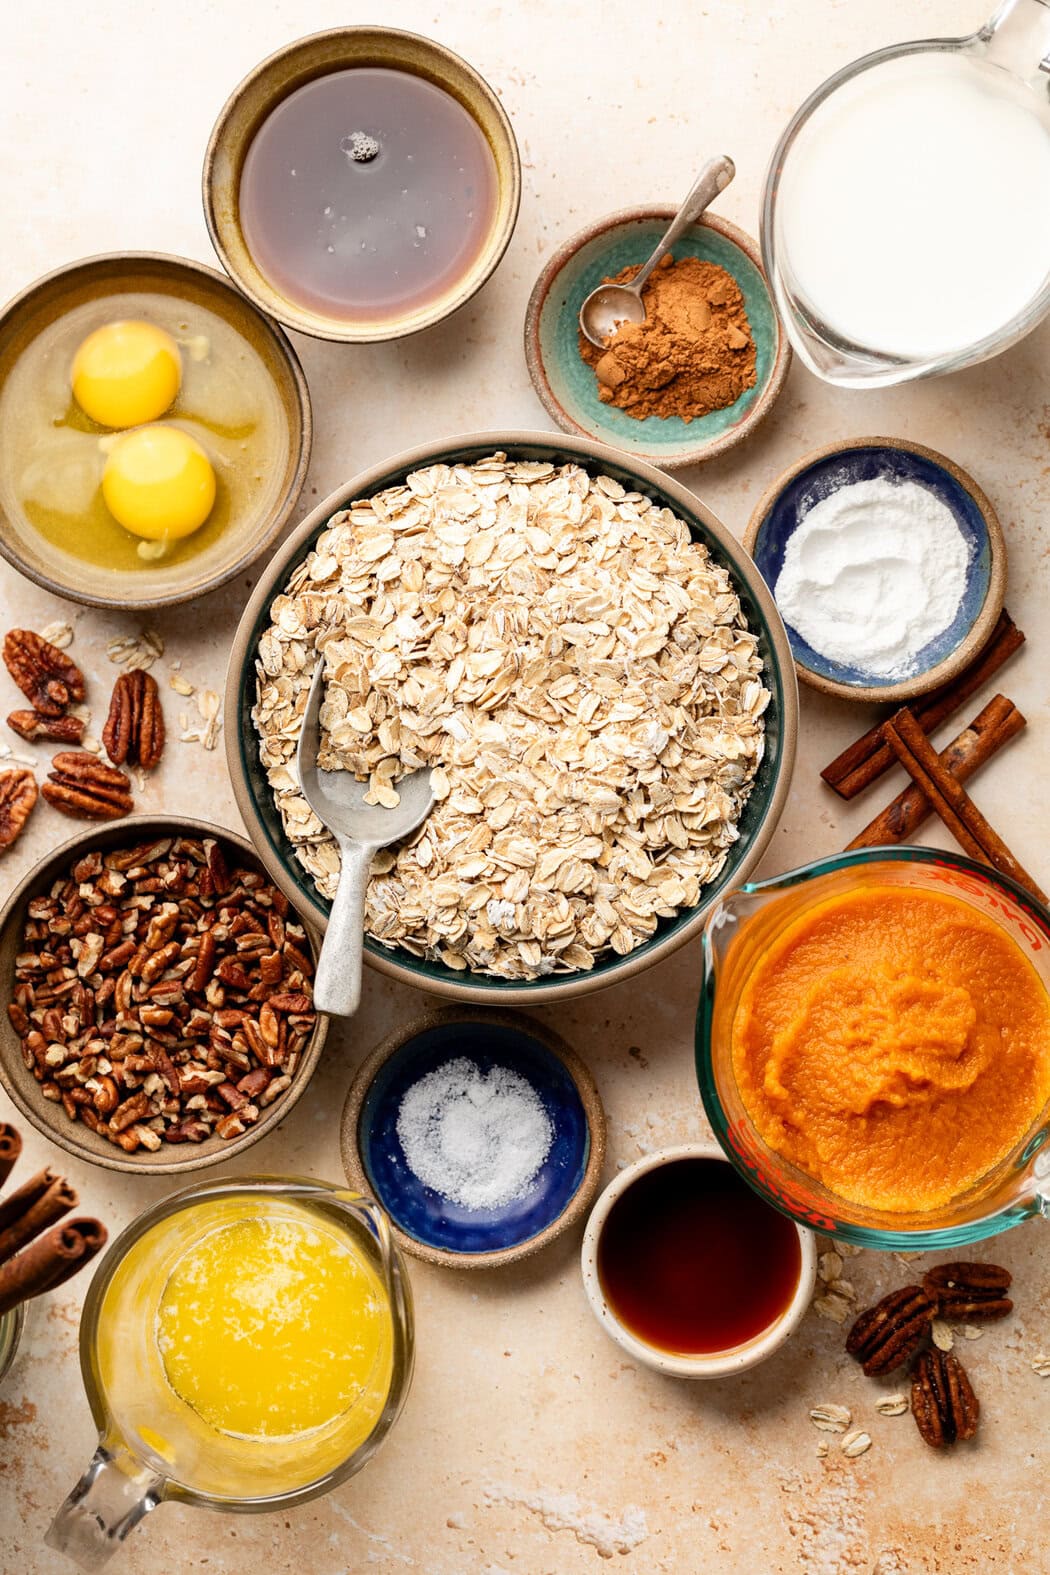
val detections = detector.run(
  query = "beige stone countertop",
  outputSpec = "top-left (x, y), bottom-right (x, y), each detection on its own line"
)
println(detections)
top-left (2, 0), bottom-right (1050, 1569)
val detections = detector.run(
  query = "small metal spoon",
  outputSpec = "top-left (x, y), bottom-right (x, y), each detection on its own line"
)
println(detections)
top-left (578, 155), bottom-right (736, 348)
top-left (296, 660), bottom-right (436, 1017)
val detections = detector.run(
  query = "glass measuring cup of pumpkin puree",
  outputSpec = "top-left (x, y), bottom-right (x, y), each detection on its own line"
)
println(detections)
top-left (697, 848), bottom-right (1050, 1250)
top-left (46, 1176), bottom-right (413, 1570)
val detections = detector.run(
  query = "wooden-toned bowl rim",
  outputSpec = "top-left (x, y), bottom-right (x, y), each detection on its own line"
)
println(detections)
top-left (340, 1006), bottom-right (607, 1269)
top-left (743, 436), bottom-right (1007, 704)
top-left (523, 206), bottom-right (793, 470)
top-left (0, 814), bottom-right (328, 1174)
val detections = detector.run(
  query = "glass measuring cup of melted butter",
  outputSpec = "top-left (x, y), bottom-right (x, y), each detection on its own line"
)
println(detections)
top-left (46, 1177), bottom-right (413, 1570)
top-left (762, 0), bottom-right (1050, 385)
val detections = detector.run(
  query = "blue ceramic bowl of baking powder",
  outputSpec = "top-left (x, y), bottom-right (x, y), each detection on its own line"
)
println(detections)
top-left (524, 208), bottom-right (792, 469)
top-left (340, 1009), bottom-right (606, 1267)
top-left (744, 438), bottom-right (1006, 703)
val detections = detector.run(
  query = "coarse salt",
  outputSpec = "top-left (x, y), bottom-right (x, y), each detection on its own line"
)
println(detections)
top-left (396, 1057), bottom-right (553, 1211)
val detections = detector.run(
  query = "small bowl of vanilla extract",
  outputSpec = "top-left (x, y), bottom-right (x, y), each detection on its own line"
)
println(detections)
top-left (581, 1143), bottom-right (816, 1378)
top-left (204, 27), bottom-right (521, 342)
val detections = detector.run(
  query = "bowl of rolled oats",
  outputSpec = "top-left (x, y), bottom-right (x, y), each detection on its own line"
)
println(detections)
top-left (0, 815), bottom-right (326, 1173)
top-left (228, 433), bottom-right (797, 1003)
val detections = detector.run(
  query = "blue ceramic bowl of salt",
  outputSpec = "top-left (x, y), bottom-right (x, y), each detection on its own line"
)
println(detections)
top-left (341, 1010), bottom-right (606, 1267)
top-left (743, 438), bottom-right (1006, 703)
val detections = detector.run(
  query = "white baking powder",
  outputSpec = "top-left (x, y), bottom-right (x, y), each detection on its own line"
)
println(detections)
top-left (396, 1056), bottom-right (554, 1211)
top-left (773, 477), bottom-right (970, 679)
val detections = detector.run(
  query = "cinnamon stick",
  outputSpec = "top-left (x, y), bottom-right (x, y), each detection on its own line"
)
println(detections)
top-left (0, 1169), bottom-right (77, 1261)
top-left (0, 1219), bottom-right (107, 1318)
top-left (822, 610), bottom-right (1025, 800)
top-left (0, 1124), bottom-right (21, 1190)
top-left (882, 708), bottom-right (1047, 904)
top-left (848, 695), bottom-right (1025, 849)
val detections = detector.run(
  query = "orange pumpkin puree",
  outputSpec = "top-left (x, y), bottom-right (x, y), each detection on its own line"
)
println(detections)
top-left (731, 886), bottom-right (1050, 1212)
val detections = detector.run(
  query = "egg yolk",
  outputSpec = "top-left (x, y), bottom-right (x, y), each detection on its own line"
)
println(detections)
top-left (72, 320), bottom-right (181, 428)
top-left (102, 426), bottom-right (216, 541)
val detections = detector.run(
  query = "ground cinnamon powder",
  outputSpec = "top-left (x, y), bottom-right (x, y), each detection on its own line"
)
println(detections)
top-left (579, 253), bottom-right (757, 422)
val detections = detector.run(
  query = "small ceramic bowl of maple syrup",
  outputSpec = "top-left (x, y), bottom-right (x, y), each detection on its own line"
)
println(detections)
top-left (580, 1143), bottom-right (816, 1378)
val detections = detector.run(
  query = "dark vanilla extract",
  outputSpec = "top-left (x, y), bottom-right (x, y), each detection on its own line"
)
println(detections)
top-left (596, 1158), bottom-right (802, 1354)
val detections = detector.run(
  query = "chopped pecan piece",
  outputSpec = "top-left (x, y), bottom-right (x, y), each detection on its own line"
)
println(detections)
top-left (3, 630), bottom-right (86, 717)
top-left (845, 1284), bottom-right (935, 1376)
top-left (7, 709), bottom-right (85, 744)
top-left (42, 752), bottom-right (133, 821)
top-left (0, 768), bottom-right (37, 851)
top-left (911, 1348), bottom-right (979, 1448)
top-left (923, 1262), bottom-right (1013, 1322)
top-left (102, 670), bottom-right (165, 769)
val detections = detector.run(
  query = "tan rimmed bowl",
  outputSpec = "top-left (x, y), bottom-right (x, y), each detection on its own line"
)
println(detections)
top-left (744, 437), bottom-right (1007, 704)
top-left (225, 429), bottom-right (797, 1006)
top-left (203, 27), bottom-right (521, 343)
top-left (0, 252), bottom-right (311, 610)
top-left (0, 816), bottom-right (327, 1175)
top-left (340, 1007), bottom-right (606, 1269)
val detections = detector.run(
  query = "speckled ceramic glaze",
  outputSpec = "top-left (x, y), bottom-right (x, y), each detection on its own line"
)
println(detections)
top-left (341, 1009), bottom-right (606, 1268)
top-left (225, 430), bottom-right (798, 1006)
top-left (0, 252), bottom-right (311, 610)
top-left (744, 437), bottom-right (1006, 703)
top-left (524, 209), bottom-right (791, 469)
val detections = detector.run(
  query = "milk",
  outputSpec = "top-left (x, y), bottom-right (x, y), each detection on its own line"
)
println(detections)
top-left (777, 52), bottom-right (1050, 358)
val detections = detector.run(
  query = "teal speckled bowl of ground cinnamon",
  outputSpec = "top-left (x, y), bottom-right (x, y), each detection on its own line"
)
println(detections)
top-left (524, 207), bottom-right (792, 470)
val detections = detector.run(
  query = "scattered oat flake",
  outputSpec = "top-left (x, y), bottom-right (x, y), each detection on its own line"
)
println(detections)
top-left (813, 1293), bottom-right (852, 1325)
top-left (1031, 1352), bottom-right (1050, 1377)
top-left (815, 1440), bottom-right (829, 1459)
top-left (961, 1324), bottom-right (983, 1341)
top-left (841, 1430), bottom-right (872, 1458)
top-left (931, 1319), bottom-right (954, 1351)
top-left (169, 671), bottom-right (196, 696)
top-left (873, 1394), bottom-right (909, 1417)
top-left (810, 1404), bottom-right (851, 1433)
top-left (39, 621), bottom-right (73, 648)
top-left (81, 736), bottom-right (102, 755)
top-left (818, 1251), bottom-right (843, 1283)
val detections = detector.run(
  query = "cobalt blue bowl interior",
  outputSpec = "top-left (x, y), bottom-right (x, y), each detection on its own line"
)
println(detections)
top-left (357, 1018), bottom-right (592, 1256)
top-left (749, 444), bottom-right (994, 689)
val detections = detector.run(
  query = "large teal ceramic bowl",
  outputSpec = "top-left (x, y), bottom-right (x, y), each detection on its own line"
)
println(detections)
top-left (525, 209), bottom-right (792, 470)
top-left (226, 431), bottom-right (797, 1005)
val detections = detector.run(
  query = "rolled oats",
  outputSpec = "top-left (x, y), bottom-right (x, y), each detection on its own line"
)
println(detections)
top-left (253, 456), bottom-right (768, 980)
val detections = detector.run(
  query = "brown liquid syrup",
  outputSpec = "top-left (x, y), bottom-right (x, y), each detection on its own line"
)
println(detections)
top-left (596, 1158), bottom-right (802, 1355)
top-left (238, 67), bottom-right (498, 321)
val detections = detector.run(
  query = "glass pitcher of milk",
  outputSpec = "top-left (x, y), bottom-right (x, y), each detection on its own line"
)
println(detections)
top-left (762, 0), bottom-right (1050, 385)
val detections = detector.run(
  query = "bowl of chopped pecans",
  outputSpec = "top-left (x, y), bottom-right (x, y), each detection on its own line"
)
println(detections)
top-left (227, 431), bottom-right (797, 1004)
top-left (0, 815), bottom-right (326, 1173)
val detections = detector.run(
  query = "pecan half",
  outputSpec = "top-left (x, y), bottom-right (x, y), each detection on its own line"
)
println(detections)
top-left (923, 1262), bottom-right (1013, 1322)
top-left (0, 768), bottom-right (37, 851)
top-left (845, 1284), bottom-right (935, 1375)
top-left (3, 630), bottom-right (86, 717)
top-left (911, 1348), bottom-right (979, 1448)
top-left (102, 670), bottom-right (165, 769)
top-left (7, 709), bottom-right (85, 744)
top-left (41, 752), bottom-right (133, 821)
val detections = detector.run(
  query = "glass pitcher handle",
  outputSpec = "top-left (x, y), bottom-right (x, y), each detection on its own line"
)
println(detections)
top-left (45, 1446), bottom-right (164, 1570)
top-left (979, 0), bottom-right (1050, 83)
